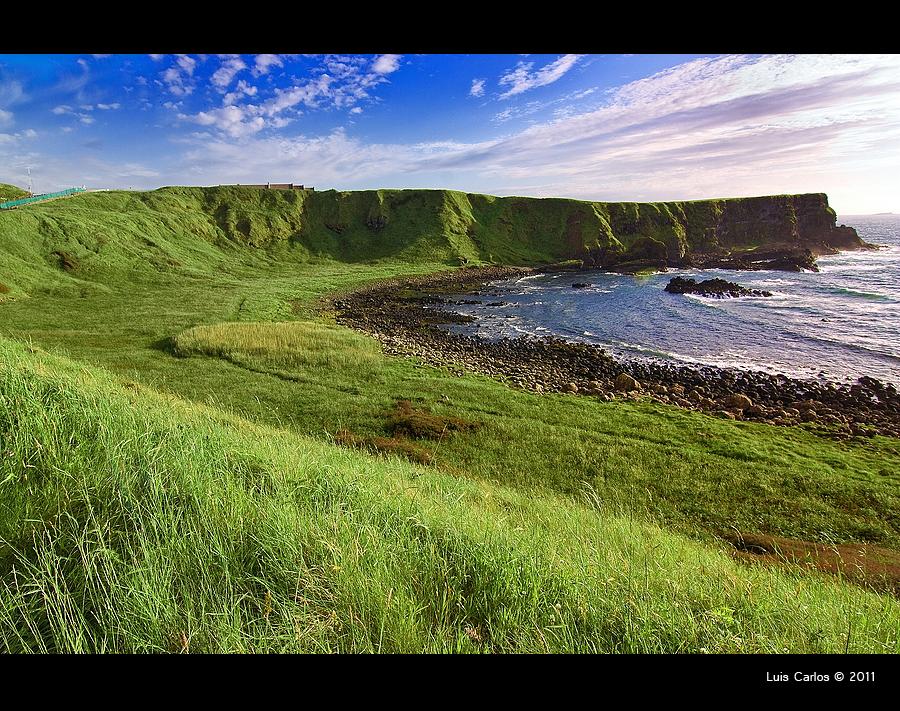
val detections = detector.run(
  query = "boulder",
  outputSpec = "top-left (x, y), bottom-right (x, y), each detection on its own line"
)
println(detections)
top-left (723, 393), bottom-right (753, 411)
top-left (615, 373), bottom-right (640, 392)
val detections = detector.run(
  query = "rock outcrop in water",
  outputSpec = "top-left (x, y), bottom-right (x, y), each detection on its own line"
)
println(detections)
top-left (664, 277), bottom-right (773, 298)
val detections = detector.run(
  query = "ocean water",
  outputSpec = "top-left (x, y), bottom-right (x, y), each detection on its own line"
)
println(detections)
top-left (438, 215), bottom-right (900, 386)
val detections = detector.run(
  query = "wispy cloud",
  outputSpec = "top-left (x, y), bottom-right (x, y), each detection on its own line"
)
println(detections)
top-left (176, 55), bottom-right (197, 76)
top-left (492, 87), bottom-right (597, 124)
top-left (0, 78), bottom-right (27, 108)
top-left (53, 60), bottom-right (91, 97)
top-left (499, 54), bottom-right (582, 98)
top-left (177, 54), bottom-right (900, 211)
top-left (469, 78), bottom-right (485, 98)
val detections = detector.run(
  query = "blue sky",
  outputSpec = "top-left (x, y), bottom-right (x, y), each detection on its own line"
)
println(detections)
top-left (1, 53), bottom-right (899, 212)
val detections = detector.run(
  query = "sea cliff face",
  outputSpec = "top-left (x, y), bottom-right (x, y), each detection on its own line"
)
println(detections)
top-left (565, 193), bottom-right (870, 271)
top-left (287, 189), bottom-right (869, 271)
top-left (181, 187), bottom-right (868, 270)
top-left (0, 186), bottom-right (870, 299)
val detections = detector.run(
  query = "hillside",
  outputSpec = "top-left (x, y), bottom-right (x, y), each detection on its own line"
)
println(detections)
top-left (0, 186), bottom-right (866, 300)
top-left (0, 183), bottom-right (28, 202)
top-left (2, 337), bottom-right (899, 652)
top-left (1, 185), bottom-right (897, 653)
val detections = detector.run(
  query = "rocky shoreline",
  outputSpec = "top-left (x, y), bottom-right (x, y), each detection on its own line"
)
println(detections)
top-left (328, 266), bottom-right (900, 440)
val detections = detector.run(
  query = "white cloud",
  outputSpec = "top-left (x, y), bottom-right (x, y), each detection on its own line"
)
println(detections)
top-left (262, 73), bottom-right (334, 115)
top-left (0, 127), bottom-right (37, 145)
top-left (499, 54), bottom-right (582, 98)
top-left (0, 109), bottom-right (13, 128)
top-left (371, 54), bottom-right (401, 75)
top-left (96, 103), bottom-right (121, 110)
top-left (177, 54), bottom-right (401, 139)
top-left (469, 78), bottom-right (485, 98)
top-left (253, 54), bottom-right (283, 77)
top-left (223, 79), bottom-right (258, 106)
top-left (173, 54), bottom-right (900, 212)
top-left (211, 56), bottom-right (247, 89)
top-left (162, 62), bottom-right (194, 97)
top-left (148, 54), bottom-right (165, 61)
top-left (52, 105), bottom-right (73, 115)
top-left (180, 104), bottom-right (265, 138)
top-left (80, 116), bottom-right (95, 125)
top-left (270, 116), bottom-right (293, 129)
top-left (177, 55), bottom-right (197, 76)
top-left (350, 106), bottom-right (363, 115)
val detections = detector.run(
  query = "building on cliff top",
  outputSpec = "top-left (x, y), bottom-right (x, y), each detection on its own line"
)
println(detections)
top-left (228, 183), bottom-right (315, 191)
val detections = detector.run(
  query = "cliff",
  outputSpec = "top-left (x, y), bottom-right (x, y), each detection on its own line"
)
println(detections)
top-left (180, 187), bottom-right (867, 269)
top-left (0, 186), bottom-right (870, 298)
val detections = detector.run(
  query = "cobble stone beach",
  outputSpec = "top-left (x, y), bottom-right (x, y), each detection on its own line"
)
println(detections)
top-left (330, 266), bottom-right (900, 440)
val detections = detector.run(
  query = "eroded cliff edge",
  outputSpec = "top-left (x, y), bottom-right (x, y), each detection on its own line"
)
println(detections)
top-left (190, 187), bottom-right (869, 272)
top-left (0, 187), bottom-right (873, 300)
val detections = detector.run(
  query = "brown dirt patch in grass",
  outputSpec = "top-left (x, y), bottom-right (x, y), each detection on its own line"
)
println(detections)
top-left (52, 251), bottom-right (79, 272)
top-left (726, 531), bottom-right (900, 596)
top-left (335, 429), bottom-right (433, 465)
top-left (385, 399), bottom-right (479, 440)
top-left (0, 283), bottom-right (9, 294)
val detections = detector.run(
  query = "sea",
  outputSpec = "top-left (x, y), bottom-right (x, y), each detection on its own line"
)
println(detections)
top-left (436, 215), bottom-right (900, 386)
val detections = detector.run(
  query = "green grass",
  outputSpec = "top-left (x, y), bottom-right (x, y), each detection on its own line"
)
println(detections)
top-left (0, 184), bottom-right (29, 202)
top-left (1, 338), bottom-right (898, 653)
top-left (172, 320), bottom-right (383, 372)
top-left (0, 185), bottom-right (896, 652)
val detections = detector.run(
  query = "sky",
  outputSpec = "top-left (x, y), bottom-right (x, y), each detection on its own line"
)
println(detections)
top-left (1, 53), bottom-right (899, 214)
